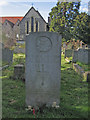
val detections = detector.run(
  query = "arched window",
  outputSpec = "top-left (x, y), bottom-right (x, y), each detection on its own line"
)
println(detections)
top-left (31, 17), bottom-right (34, 32)
top-left (27, 21), bottom-right (29, 34)
top-left (36, 21), bottom-right (38, 32)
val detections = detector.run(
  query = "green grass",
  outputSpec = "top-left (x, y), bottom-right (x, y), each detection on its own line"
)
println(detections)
top-left (13, 53), bottom-right (25, 65)
top-left (0, 61), bottom-right (9, 67)
top-left (76, 61), bottom-right (90, 71)
top-left (2, 54), bottom-right (88, 118)
top-left (67, 56), bottom-right (72, 61)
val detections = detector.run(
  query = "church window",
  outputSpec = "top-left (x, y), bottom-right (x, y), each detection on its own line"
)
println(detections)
top-left (31, 17), bottom-right (34, 32)
top-left (36, 21), bottom-right (38, 32)
top-left (27, 21), bottom-right (29, 34)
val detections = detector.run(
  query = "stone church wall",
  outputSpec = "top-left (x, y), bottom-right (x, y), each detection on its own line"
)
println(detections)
top-left (20, 8), bottom-right (47, 41)
top-left (2, 21), bottom-right (13, 39)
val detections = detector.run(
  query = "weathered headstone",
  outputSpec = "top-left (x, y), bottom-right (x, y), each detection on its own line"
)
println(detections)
top-left (78, 48), bottom-right (90, 64)
top-left (72, 48), bottom-right (90, 64)
top-left (25, 32), bottom-right (61, 108)
top-left (14, 64), bottom-right (25, 80)
top-left (72, 50), bottom-right (78, 62)
top-left (65, 49), bottom-right (73, 58)
top-left (2, 48), bottom-right (13, 64)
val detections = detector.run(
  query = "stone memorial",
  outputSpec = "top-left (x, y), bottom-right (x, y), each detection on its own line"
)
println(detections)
top-left (25, 32), bottom-right (61, 108)
top-left (65, 49), bottom-right (73, 58)
top-left (72, 50), bottom-right (78, 63)
top-left (2, 48), bottom-right (13, 64)
top-left (14, 64), bottom-right (25, 79)
top-left (73, 48), bottom-right (90, 64)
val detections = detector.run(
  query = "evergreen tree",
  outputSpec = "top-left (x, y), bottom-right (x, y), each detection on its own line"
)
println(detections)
top-left (49, 1), bottom-right (80, 41)
top-left (72, 12), bottom-right (90, 44)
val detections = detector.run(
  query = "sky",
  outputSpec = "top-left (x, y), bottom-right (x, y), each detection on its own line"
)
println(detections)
top-left (0, 0), bottom-right (89, 22)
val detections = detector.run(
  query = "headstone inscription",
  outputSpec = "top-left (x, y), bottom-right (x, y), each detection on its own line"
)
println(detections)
top-left (25, 32), bottom-right (61, 108)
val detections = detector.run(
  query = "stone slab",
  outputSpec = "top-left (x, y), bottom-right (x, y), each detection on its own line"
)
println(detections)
top-left (25, 32), bottom-right (61, 108)
top-left (14, 64), bottom-right (25, 79)
top-left (1, 48), bottom-right (13, 64)
top-left (65, 49), bottom-right (73, 58)
top-left (73, 48), bottom-right (90, 64)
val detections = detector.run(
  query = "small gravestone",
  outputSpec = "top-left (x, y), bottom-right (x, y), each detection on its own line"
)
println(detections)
top-left (2, 48), bottom-right (13, 64)
top-left (65, 49), bottom-right (73, 58)
top-left (14, 64), bottom-right (25, 80)
top-left (25, 32), bottom-right (61, 108)
top-left (78, 48), bottom-right (90, 64)
top-left (72, 50), bottom-right (78, 62)
top-left (72, 48), bottom-right (90, 64)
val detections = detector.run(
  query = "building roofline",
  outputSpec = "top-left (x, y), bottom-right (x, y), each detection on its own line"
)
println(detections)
top-left (20, 7), bottom-right (47, 24)
top-left (4, 19), bottom-right (14, 28)
top-left (0, 17), bottom-right (23, 24)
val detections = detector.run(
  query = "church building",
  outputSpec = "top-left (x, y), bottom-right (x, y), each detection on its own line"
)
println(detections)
top-left (0, 6), bottom-right (49, 43)
top-left (20, 7), bottom-right (48, 41)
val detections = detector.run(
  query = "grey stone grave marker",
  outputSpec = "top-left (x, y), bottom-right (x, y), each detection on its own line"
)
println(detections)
top-left (2, 48), bottom-right (13, 64)
top-left (25, 32), bottom-right (61, 108)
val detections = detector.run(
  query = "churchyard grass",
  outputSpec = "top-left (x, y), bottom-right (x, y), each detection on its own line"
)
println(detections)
top-left (2, 53), bottom-right (88, 118)
top-left (76, 61), bottom-right (90, 71)
top-left (2, 62), bottom-right (9, 67)
top-left (0, 61), bottom-right (8, 67)
top-left (68, 56), bottom-right (72, 61)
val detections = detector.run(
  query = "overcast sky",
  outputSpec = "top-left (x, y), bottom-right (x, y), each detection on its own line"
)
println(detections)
top-left (0, 0), bottom-right (89, 22)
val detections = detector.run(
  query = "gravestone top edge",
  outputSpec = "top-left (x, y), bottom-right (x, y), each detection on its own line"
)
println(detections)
top-left (26, 32), bottom-right (61, 38)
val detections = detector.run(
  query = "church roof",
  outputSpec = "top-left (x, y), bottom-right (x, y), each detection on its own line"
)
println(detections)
top-left (0, 17), bottom-right (23, 24)
top-left (20, 7), bottom-right (47, 24)
top-left (5, 20), bottom-right (14, 28)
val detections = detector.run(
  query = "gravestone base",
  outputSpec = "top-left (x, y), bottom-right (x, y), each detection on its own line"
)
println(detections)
top-left (26, 90), bottom-right (60, 109)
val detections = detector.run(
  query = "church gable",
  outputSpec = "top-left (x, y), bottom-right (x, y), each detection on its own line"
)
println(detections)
top-left (20, 7), bottom-right (47, 40)
top-left (2, 20), bottom-right (14, 39)
top-left (21, 7), bottom-right (46, 24)
top-left (13, 19), bottom-right (20, 29)
top-left (3, 20), bottom-right (14, 30)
